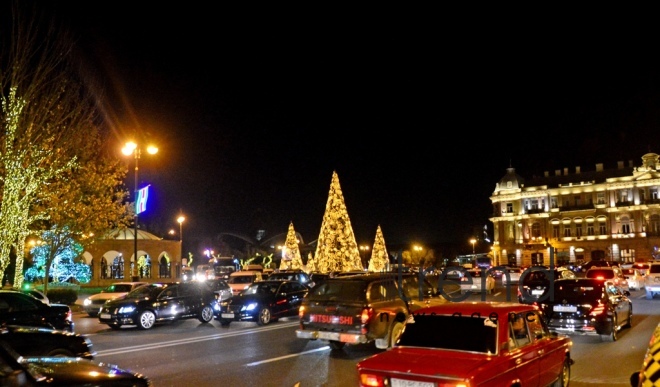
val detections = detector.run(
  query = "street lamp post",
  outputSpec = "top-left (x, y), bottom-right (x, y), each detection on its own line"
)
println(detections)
top-left (470, 238), bottom-right (477, 255)
top-left (122, 141), bottom-right (158, 279)
top-left (359, 245), bottom-right (370, 269)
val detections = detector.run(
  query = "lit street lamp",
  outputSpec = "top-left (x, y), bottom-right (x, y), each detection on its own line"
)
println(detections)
top-left (177, 215), bottom-right (185, 242)
top-left (470, 238), bottom-right (477, 255)
top-left (359, 245), bottom-right (370, 268)
top-left (122, 141), bottom-right (158, 278)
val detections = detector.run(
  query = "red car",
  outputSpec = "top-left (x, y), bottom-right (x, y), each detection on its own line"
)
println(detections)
top-left (357, 302), bottom-right (573, 387)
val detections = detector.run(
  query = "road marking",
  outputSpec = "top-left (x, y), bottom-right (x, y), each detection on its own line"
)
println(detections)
top-left (95, 321), bottom-right (299, 356)
top-left (246, 346), bottom-right (330, 366)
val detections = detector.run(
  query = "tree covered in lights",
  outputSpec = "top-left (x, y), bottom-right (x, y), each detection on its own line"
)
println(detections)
top-left (24, 227), bottom-right (91, 284)
top-left (367, 225), bottom-right (390, 272)
top-left (279, 222), bottom-right (303, 270)
top-left (313, 171), bottom-right (363, 273)
top-left (0, 4), bottom-right (131, 289)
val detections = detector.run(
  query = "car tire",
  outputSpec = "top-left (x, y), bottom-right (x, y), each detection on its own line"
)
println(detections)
top-left (551, 356), bottom-right (571, 387)
top-left (329, 340), bottom-right (345, 350)
top-left (389, 321), bottom-right (405, 348)
top-left (46, 348), bottom-right (75, 357)
top-left (624, 306), bottom-right (633, 328)
top-left (602, 315), bottom-right (618, 342)
top-left (138, 310), bottom-right (156, 330)
top-left (257, 307), bottom-right (272, 326)
top-left (198, 305), bottom-right (214, 323)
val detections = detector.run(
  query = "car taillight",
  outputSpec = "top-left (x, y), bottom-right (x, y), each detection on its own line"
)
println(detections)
top-left (360, 308), bottom-right (372, 324)
top-left (65, 309), bottom-right (73, 322)
top-left (298, 305), bottom-right (306, 319)
top-left (359, 372), bottom-right (386, 387)
top-left (590, 302), bottom-right (606, 316)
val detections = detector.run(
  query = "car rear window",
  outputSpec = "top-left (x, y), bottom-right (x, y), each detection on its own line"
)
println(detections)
top-left (554, 282), bottom-right (604, 302)
top-left (650, 265), bottom-right (660, 274)
top-left (307, 280), bottom-right (367, 302)
top-left (397, 313), bottom-right (497, 354)
top-left (586, 269), bottom-right (615, 279)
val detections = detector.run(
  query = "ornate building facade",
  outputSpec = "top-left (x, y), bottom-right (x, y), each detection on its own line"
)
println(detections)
top-left (489, 153), bottom-right (660, 267)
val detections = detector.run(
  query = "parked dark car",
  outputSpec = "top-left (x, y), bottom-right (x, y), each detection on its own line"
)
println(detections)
top-left (0, 339), bottom-right (151, 386)
top-left (517, 266), bottom-right (576, 304)
top-left (540, 278), bottom-right (632, 341)
top-left (0, 324), bottom-right (95, 359)
top-left (215, 280), bottom-right (308, 326)
top-left (98, 282), bottom-right (216, 330)
top-left (0, 290), bottom-right (73, 332)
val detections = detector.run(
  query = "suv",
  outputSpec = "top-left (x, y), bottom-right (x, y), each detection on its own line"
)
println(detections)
top-left (227, 270), bottom-right (263, 295)
top-left (82, 281), bottom-right (148, 317)
top-left (540, 278), bottom-right (632, 341)
top-left (644, 262), bottom-right (660, 299)
top-left (296, 273), bottom-right (446, 350)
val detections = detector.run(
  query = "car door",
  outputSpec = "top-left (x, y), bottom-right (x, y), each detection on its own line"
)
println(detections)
top-left (283, 282), bottom-right (308, 316)
top-left (606, 283), bottom-right (630, 324)
top-left (507, 311), bottom-right (540, 387)
top-left (156, 285), bottom-right (182, 319)
top-left (526, 310), bottom-right (567, 385)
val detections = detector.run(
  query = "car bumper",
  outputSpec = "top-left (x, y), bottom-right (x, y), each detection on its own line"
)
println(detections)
top-left (547, 317), bottom-right (612, 336)
top-left (99, 312), bottom-right (138, 326)
top-left (295, 329), bottom-right (369, 345)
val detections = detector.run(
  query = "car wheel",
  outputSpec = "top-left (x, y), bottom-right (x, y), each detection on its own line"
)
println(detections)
top-left (257, 307), bottom-right (272, 325)
top-left (46, 348), bottom-right (75, 357)
top-left (603, 315), bottom-right (618, 342)
top-left (389, 321), bottom-right (405, 348)
top-left (220, 319), bottom-right (231, 327)
top-left (198, 305), bottom-right (213, 323)
top-left (551, 356), bottom-right (571, 387)
top-left (138, 310), bottom-right (156, 330)
top-left (625, 306), bottom-right (633, 328)
top-left (329, 340), bottom-right (345, 350)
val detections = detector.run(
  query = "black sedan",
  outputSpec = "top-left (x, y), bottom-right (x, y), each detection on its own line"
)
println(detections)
top-left (215, 280), bottom-right (308, 326)
top-left (517, 266), bottom-right (576, 304)
top-left (98, 282), bottom-right (217, 330)
top-left (0, 339), bottom-right (151, 386)
top-left (0, 324), bottom-right (95, 359)
top-left (0, 290), bottom-right (73, 332)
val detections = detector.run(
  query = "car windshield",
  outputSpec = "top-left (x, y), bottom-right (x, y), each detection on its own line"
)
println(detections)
top-left (307, 281), bottom-right (367, 302)
top-left (396, 314), bottom-right (497, 354)
top-left (229, 275), bottom-right (254, 284)
top-left (125, 284), bottom-right (167, 299)
top-left (245, 282), bottom-right (280, 295)
top-left (106, 284), bottom-right (134, 293)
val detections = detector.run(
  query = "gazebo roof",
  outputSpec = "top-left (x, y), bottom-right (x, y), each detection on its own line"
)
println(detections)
top-left (103, 228), bottom-right (162, 241)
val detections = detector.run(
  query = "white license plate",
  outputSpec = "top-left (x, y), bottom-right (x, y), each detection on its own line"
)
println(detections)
top-left (221, 313), bottom-right (235, 319)
top-left (532, 289), bottom-right (545, 295)
top-left (99, 313), bottom-right (111, 319)
top-left (391, 378), bottom-right (434, 387)
top-left (553, 305), bottom-right (577, 312)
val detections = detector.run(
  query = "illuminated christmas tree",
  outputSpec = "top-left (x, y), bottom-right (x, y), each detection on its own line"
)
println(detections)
top-left (280, 222), bottom-right (304, 270)
top-left (313, 171), bottom-right (362, 273)
top-left (367, 225), bottom-right (390, 272)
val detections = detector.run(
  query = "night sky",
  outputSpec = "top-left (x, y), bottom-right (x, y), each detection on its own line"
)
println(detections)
top-left (29, 4), bottom-right (660, 256)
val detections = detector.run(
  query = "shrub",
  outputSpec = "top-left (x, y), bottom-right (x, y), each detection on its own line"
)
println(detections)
top-left (46, 288), bottom-right (78, 305)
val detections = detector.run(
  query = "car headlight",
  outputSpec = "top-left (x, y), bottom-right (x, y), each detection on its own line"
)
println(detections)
top-left (243, 303), bottom-right (258, 311)
top-left (83, 298), bottom-right (92, 306)
top-left (118, 306), bottom-right (136, 314)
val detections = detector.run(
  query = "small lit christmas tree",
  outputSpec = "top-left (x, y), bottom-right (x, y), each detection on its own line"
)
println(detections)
top-left (280, 222), bottom-right (304, 270)
top-left (314, 171), bottom-right (362, 273)
top-left (368, 225), bottom-right (390, 272)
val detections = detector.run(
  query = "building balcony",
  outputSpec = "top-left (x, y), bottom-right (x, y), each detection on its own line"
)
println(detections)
top-left (558, 203), bottom-right (595, 212)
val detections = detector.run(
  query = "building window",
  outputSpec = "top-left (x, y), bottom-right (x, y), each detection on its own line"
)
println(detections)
top-left (530, 199), bottom-right (538, 211)
top-left (507, 202), bottom-right (513, 213)
top-left (551, 197), bottom-right (558, 209)
top-left (553, 224), bottom-right (559, 238)
top-left (574, 196), bottom-right (581, 206)
top-left (650, 214), bottom-right (660, 236)
top-left (640, 189), bottom-right (646, 203)
top-left (576, 225), bottom-right (582, 238)
top-left (621, 216), bottom-right (631, 234)
top-left (531, 223), bottom-right (541, 238)
top-left (597, 192), bottom-right (605, 204)
top-left (563, 226), bottom-right (571, 237)
top-left (599, 221), bottom-right (607, 235)
top-left (587, 223), bottom-right (594, 236)
top-left (653, 189), bottom-right (659, 200)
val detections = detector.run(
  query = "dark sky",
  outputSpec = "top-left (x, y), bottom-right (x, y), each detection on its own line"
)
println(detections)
top-left (35, 4), bottom-right (660, 255)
